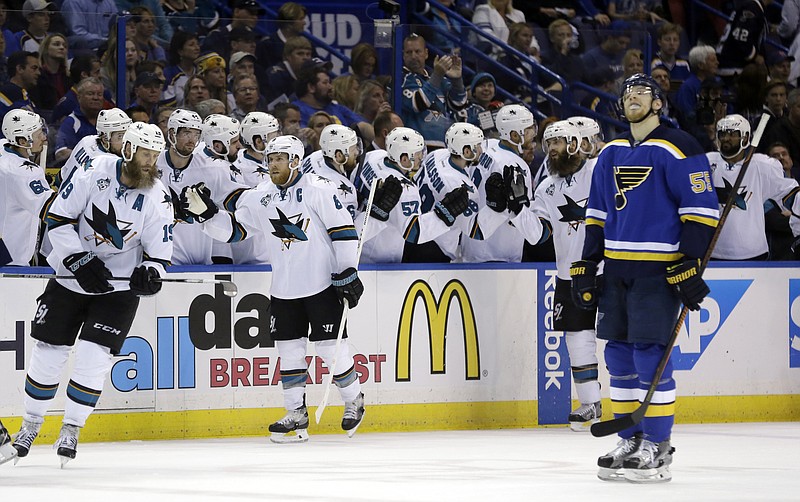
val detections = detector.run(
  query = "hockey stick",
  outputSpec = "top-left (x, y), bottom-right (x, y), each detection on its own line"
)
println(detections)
top-left (590, 113), bottom-right (770, 438)
top-left (0, 273), bottom-right (239, 297)
top-left (315, 176), bottom-right (378, 424)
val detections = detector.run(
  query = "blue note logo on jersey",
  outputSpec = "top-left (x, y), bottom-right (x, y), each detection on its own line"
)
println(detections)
top-left (613, 165), bottom-right (651, 210)
top-left (787, 280), bottom-right (800, 368)
top-left (671, 279), bottom-right (752, 370)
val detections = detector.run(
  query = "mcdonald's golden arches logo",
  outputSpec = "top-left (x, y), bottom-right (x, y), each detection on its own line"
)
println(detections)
top-left (395, 279), bottom-right (480, 381)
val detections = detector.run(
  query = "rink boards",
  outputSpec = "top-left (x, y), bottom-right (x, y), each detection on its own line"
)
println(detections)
top-left (0, 263), bottom-right (798, 442)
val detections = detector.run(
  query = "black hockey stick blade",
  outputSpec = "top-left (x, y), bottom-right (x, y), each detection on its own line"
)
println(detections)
top-left (591, 406), bottom-right (642, 437)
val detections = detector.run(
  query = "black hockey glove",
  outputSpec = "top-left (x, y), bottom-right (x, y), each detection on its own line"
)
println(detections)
top-left (170, 187), bottom-right (191, 222)
top-left (503, 165), bottom-right (530, 215)
top-left (129, 265), bottom-right (162, 296)
top-left (332, 267), bottom-right (364, 308)
top-left (666, 258), bottom-right (709, 311)
top-left (63, 251), bottom-right (113, 294)
top-left (370, 176), bottom-right (403, 221)
top-left (484, 172), bottom-right (507, 212)
top-left (434, 185), bottom-right (470, 226)
top-left (569, 260), bottom-right (599, 310)
top-left (180, 183), bottom-right (218, 223)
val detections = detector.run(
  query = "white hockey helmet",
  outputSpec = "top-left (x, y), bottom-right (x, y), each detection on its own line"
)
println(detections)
top-left (96, 108), bottom-right (132, 138)
top-left (240, 112), bottom-right (280, 153)
top-left (122, 122), bottom-right (166, 161)
top-left (568, 116), bottom-right (603, 155)
top-left (386, 127), bottom-right (425, 174)
top-left (2, 109), bottom-right (44, 149)
top-left (716, 113), bottom-right (751, 157)
top-left (266, 135), bottom-right (304, 169)
top-left (542, 120), bottom-right (582, 156)
top-left (495, 104), bottom-right (536, 153)
top-left (202, 114), bottom-right (240, 156)
top-left (167, 108), bottom-right (202, 140)
top-left (321, 124), bottom-right (360, 162)
top-left (445, 122), bottom-right (484, 161)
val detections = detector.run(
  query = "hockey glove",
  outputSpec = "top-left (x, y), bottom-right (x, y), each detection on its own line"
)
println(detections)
top-left (170, 187), bottom-right (191, 222)
top-left (370, 176), bottom-right (403, 221)
top-left (484, 172), bottom-right (507, 212)
top-left (569, 260), bottom-right (599, 310)
top-left (503, 165), bottom-right (530, 215)
top-left (434, 185), bottom-right (470, 226)
top-left (666, 258), bottom-right (709, 311)
top-left (129, 265), bottom-right (162, 296)
top-left (63, 251), bottom-right (113, 294)
top-left (180, 183), bottom-right (218, 223)
top-left (332, 267), bottom-right (364, 308)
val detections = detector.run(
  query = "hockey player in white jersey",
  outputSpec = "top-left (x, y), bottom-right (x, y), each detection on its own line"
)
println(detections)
top-left (0, 109), bottom-right (56, 265)
top-left (13, 123), bottom-right (172, 467)
top-left (180, 135), bottom-right (366, 441)
top-left (460, 104), bottom-right (537, 262)
top-left (230, 111), bottom-right (281, 264)
top-left (59, 108), bottom-right (132, 185)
top-left (568, 116), bottom-right (605, 158)
top-left (506, 120), bottom-right (603, 429)
top-left (707, 114), bottom-right (800, 260)
top-left (157, 111), bottom-right (248, 264)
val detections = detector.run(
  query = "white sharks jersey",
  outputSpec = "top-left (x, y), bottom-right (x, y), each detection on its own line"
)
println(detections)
top-left (59, 135), bottom-right (115, 186)
top-left (157, 146), bottom-right (248, 265)
top-left (461, 141), bottom-right (535, 262)
top-left (415, 148), bottom-right (506, 261)
top-left (45, 155), bottom-right (173, 294)
top-left (230, 149), bottom-right (270, 264)
top-left (707, 152), bottom-right (800, 259)
top-left (0, 145), bottom-right (55, 265)
top-left (301, 150), bottom-right (360, 221)
top-left (352, 150), bottom-right (450, 263)
top-left (202, 171), bottom-right (359, 299)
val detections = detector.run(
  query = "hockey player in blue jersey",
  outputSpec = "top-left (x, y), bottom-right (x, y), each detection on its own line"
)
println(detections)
top-left (571, 74), bottom-right (720, 483)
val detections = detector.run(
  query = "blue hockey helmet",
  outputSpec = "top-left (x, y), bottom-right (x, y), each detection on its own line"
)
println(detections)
top-left (619, 73), bottom-right (664, 113)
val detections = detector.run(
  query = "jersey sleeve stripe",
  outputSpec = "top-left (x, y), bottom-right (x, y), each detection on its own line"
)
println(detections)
top-left (223, 188), bottom-right (246, 212)
top-left (585, 217), bottom-right (605, 227)
top-left (328, 225), bottom-right (358, 241)
top-left (586, 208), bottom-right (607, 220)
top-left (38, 192), bottom-right (58, 222)
top-left (606, 239), bottom-right (679, 252)
top-left (644, 139), bottom-right (688, 159)
top-left (679, 214), bottom-right (719, 227)
top-left (604, 250), bottom-right (682, 261)
top-left (142, 252), bottom-right (171, 268)
top-left (403, 216), bottom-right (420, 243)
top-left (782, 186), bottom-right (800, 215)
top-left (45, 213), bottom-right (78, 230)
top-left (539, 218), bottom-right (553, 244)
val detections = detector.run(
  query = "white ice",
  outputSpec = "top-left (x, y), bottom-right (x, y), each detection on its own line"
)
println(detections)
top-left (1, 422), bottom-right (797, 501)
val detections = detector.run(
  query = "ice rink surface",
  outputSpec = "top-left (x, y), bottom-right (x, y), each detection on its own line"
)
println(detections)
top-left (1, 422), bottom-right (797, 501)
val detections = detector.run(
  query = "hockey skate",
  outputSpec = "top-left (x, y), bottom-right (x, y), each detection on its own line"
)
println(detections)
top-left (623, 439), bottom-right (675, 483)
top-left (12, 417), bottom-right (43, 461)
top-left (269, 407), bottom-right (309, 444)
top-left (0, 420), bottom-right (18, 466)
top-left (568, 401), bottom-right (601, 432)
top-left (597, 433), bottom-right (643, 481)
top-left (54, 424), bottom-right (80, 468)
top-left (341, 392), bottom-right (365, 438)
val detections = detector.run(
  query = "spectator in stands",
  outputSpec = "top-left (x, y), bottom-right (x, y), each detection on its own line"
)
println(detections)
top-left (778, 0), bottom-right (800, 86)
top-left (676, 45), bottom-right (719, 125)
top-left (368, 110), bottom-right (403, 152)
top-left (228, 51), bottom-right (257, 88)
top-left (125, 104), bottom-right (150, 122)
top-left (193, 98), bottom-right (225, 120)
top-left (472, 0), bottom-right (526, 53)
top-left (717, 0), bottom-right (769, 80)
top-left (0, 1), bottom-right (18, 58)
top-left (272, 101), bottom-right (301, 135)
top-left (400, 33), bottom-right (466, 149)
top-left (129, 6), bottom-right (166, 63)
top-left (51, 54), bottom-right (109, 125)
top-left (100, 38), bottom-right (138, 105)
top-left (162, 0), bottom-right (220, 36)
top-left (264, 35), bottom-right (312, 105)
top-left (354, 80), bottom-right (390, 125)
top-left (229, 27), bottom-right (257, 60)
top-left (651, 23), bottom-right (691, 92)
top-left (541, 19), bottom-right (584, 87)
top-left (201, 0), bottom-right (263, 62)
top-left (195, 52), bottom-right (233, 114)
top-left (182, 75), bottom-right (210, 111)
top-left (497, 22), bottom-right (539, 105)
top-left (620, 48), bottom-right (644, 86)
top-left (0, 51), bottom-right (39, 120)
top-left (0, 34), bottom-right (6, 87)
top-left (116, 0), bottom-right (173, 46)
top-left (687, 78), bottom-right (729, 152)
top-left (581, 20), bottom-right (632, 82)
top-left (348, 42), bottom-right (377, 82)
top-left (424, 0), bottom-right (464, 55)
top-left (305, 110), bottom-right (332, 152)
top-left (761, 88), bottom-right (800, 164)
top-left (456, 72), bottom-right (503, 134)
top-left (524, 1), bottom-right (610, 28)
top-left (652, 64), bottom-right (680, 122)
top-left (230, 74), bottom-right (260, 122)
top-left (129, 71), bottom-right (165, 119)
top-left (164, 32), bottom-right (200, 109)
top-left (607, 0), bottom-right (665, 24)
top-left (763, 79), bottom-right (789, 119)
top-left (55, 77), bottom-right (104, 163)
top-left (765, 48), bottom-right (795, 86)
top-left (14, 0), bottom-right (53, 53)
top-left (293, 59), bottom-right (364, 127)
top-left (256, 2), bottom-right (307, 73)
top-left (61, 0), bottom-right (117, 51)
top-left (29, 33), bottom-right (67, 112)
top-left (332, 74), bottom-right (360, 111)
top-left (154, 106), bottom-right (174, 138)
top-left (768, 141), bottom-right (800, 181)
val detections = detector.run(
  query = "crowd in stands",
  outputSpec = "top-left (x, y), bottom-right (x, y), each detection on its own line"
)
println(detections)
top-left (1, 0), bottom-right (800, 266)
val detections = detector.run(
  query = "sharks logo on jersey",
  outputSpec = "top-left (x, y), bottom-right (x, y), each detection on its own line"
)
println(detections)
top-left (613, 165), bottom-right (651, 210)
top-left (269, 207), bottom-right (309, 249)
top-left (714, 177), bottom-right (749, 210)
top-left (338, 182), bottom-right (353, 196)
top-left (557, 194), bottom-right (587, 232)
top-left (84, 201), bottom-right (135, 249)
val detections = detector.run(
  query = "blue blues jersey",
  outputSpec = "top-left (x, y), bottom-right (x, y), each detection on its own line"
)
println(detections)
top-left (400, 68), bottom-right (467, 149)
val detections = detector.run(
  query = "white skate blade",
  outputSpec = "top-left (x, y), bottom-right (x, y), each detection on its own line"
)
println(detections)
top-left (569, 419), bottom-right (597, 432)
top-left (624, 466), bottom-right (672, 483)
top-left (59, 455), bottom-right (72, 468)
top-left (269, 429), bottom-right (309, 444)
top-left (345, 409), bottom-right (365, 438)
top-left (597, 467), bottom-right (627, 482)
top-left (0, 442), bottom-right (18, 465)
